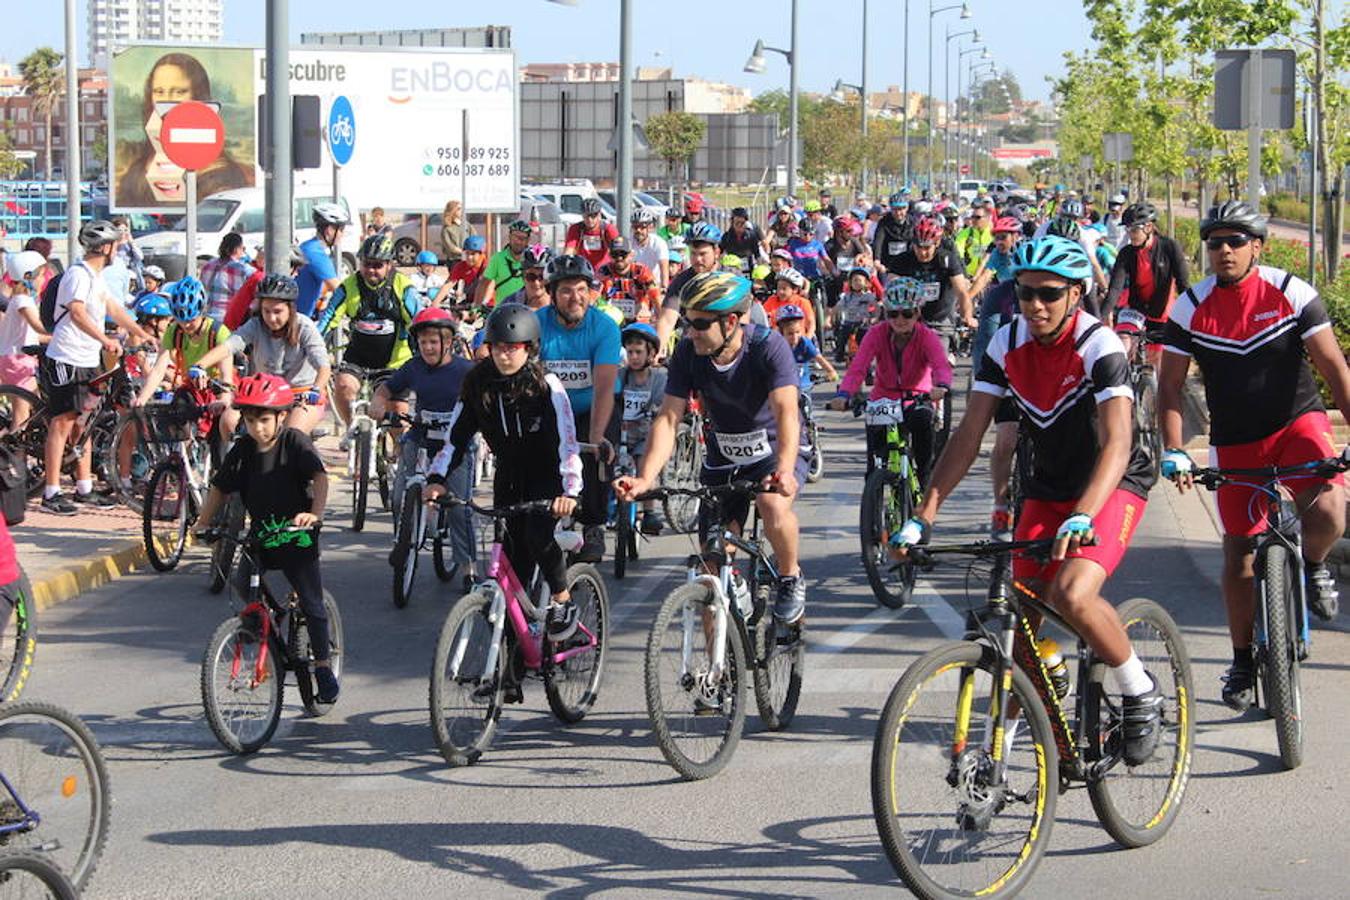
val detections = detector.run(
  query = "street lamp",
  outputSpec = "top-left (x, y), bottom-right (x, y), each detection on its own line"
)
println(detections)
top-left (927, 1), bottom-right (971, 191)
top-left (832, 78), bottom-right (870, 193)
top-left (746, 1), bottom-right (801, 196)
top-left (965, 62), bottom-right (995, 180)
top-left (954, 48), bottom-right (989, 185)
top-left (943, 26), bottom-right (979, 193)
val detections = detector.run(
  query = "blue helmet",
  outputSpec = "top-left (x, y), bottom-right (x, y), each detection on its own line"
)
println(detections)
top-left (168, 276), bottom-right (207, 322)
top-left (687, 221), bottom-right (723, 246)
top-left (464, 234), bottom-right (487, 252)
top-left (622, 322), bottom-right (660, 348)
top-left (135, 292), bottom-right (172, 319)
top-left (1010, 236), bottom-right (1093, 282)
top-left (775, 303), bottom-right (807, 323)
top-left (415, 250), bottom-right (438, 265)
top-left (679, 271), bottom-right (752, 315)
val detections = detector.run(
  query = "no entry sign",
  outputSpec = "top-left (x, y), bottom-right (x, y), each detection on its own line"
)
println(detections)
top-left (161, 101), bottom-right (225, 171)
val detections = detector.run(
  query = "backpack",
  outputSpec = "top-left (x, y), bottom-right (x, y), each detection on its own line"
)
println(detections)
top-left (0, 445), bottom-right (28, 526)
top-left (38, 270), bottom-right (67, 332)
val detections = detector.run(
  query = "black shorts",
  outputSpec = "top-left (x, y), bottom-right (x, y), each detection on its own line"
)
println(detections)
top-left (38, 357), bottom-right (98, 417)
top-left (338, 363), bottom-right (410, 402)
top-left (994, 396), bottom-right (1019, 425)
top-left (696, 454), bottom-right (808, 551)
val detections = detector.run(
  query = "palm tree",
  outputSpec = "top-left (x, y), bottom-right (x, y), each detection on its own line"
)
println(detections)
top-left (18, 47), bottom-right (64, 181)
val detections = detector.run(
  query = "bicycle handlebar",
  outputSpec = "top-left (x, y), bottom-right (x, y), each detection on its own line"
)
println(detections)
top-left (1189, 457), bottom-right (1348, 490)
top-left (633, 479), bottom-right (773, 504)
top-left (430, 495), bottom-right (556, 518)
top-left (195, 523), bottom-right (321, 545)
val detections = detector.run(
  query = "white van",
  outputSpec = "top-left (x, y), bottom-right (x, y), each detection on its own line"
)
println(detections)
top-left (133, 187), bottom-right (362, 280)
top-left (957, 179), bottom-right (988, 204)
top-left (522, 178), bottom-right (604, 226)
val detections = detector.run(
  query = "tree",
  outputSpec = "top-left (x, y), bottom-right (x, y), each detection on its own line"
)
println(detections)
top-left (644, 111), bottom-right (706, 189)
top-left (0, 130), bottom-right (24, 179)
top-left (90, 127), bottom-right (108, 177)
top-left (18, 47), bottom-right (63, 181)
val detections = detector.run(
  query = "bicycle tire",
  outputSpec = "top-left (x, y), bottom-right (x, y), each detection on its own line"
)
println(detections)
top-left (872, 641), bottom-right (1056, 900)
top-left (0, 849), bottom-right (79, 899)
top-left (644, 581), bottom-right (747, 781)
top-left (350, 422), bottom-right (371, 532)
top-left (1259, 543), bottom-right (1303, 770)
top-left (142, 459), bottom-right (190, 571)
top-left (1134, 366), bottom-right (1162, 479)
top-left (0, 567), bottom-right (37, 703)
top-left (429, 590), bottom-right (504, 766)
top-left (392, 484), bottom-right (423, 609)
top-left (806, 417), bottom-right (824, 484)
top-left (0, 385), bottom-right (48, 498)
top-left (207, 495), bottom-right (245, 595)
top-left (104, 412), bottom-right (156, 514)
top-left (545, 563), bottom-right (610, 723)
top-left (0, 700), bottom-right (112, 891)
top-left (860, 468), bottom-right (916, 609)
top-left (201, 615), bottom-right (282, 754)
top-left (1087, 597), bottom-right (1195, 846)
top-left (432, 505), bottom-right (455, 582)
top-left (295, 591), bottom-right (344, 718)
top-left (376, 431), bottom-right (395, 512)
top-left (662, 424), bottom-right (702, 534)
top-left (613, 501), bottom-right (632, 580)
top-left (752, 611), bottom-right (803, 732)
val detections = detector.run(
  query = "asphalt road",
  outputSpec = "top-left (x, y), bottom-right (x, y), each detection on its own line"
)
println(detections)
top-left (20, 383), bottom-right (1350, 899)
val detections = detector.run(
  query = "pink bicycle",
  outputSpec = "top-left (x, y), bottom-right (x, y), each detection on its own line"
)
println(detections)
top-left (428, 497), bottom-right (610, 767)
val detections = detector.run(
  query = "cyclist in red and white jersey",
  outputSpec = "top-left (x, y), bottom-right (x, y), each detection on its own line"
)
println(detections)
top-left (1106, 202), bottom-right (1189, 358)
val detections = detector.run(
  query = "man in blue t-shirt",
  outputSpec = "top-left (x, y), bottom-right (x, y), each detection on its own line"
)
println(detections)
top-left (614, 271), bottom-right (811, 629)
top-left (296, 203), bottom-right (350, 318)
top-left (534, 255), bottom-right (622, 563)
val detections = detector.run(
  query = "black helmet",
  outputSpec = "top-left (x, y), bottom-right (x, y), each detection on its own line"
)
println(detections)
top-left (581, 198), bottom-right (603, 216)
top-left (1200, 200), bottom-right (1267, 239)
top-left (256, 273), bottom-right (299, 302)
top-left (360, 233), bottom-right (395, 261)
top-left (1122, 202), bottom-right (1158, 227)
top-left (1047, 216), bottom-right (1082, 242)
top-left (483, 303), bottom-right (540, 345)
top-left (546, 254), bottom-right (597, 288)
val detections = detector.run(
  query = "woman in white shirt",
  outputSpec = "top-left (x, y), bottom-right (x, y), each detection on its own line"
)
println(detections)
top-left (0, 251), bottom-right (50, 432)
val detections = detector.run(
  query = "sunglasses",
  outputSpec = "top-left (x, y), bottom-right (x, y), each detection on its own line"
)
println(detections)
top-left (524, 272), bottom-right (545, 282)
top-left (1127, 223), bottom-right (1149, 232)
top-left (680, 316), bottom-right (723, 332)
top-left (887, 308), bottom-right (918, 319)
top-left (1206, 234), bottom-right (1254, 251)
top-left (1014, 282), bottom-right (1071, 303)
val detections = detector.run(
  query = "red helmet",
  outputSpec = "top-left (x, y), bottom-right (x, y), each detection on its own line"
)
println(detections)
top-left (992, 216), bottom-right (1022, 235)
top-left (233, 373), bottom-right (293, 411)
top-left (685, 196), bottom-right (704, 214)
top-left (409, 306), bottom-right (456, 336)
top-left (913, 217), bottom-right (943, 245)
top-left (834, 215), bottom-right (862, 238)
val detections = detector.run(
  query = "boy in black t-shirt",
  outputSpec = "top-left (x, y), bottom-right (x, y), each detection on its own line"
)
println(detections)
top-left (194, 372), bottom-right (337, 703)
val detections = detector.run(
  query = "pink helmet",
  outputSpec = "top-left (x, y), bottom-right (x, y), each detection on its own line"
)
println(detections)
top-left (913, 217), bottom-right (944, 245)
top-left (992, 216), bottom-right (1022, 235)
top-left (833, 215), bottom-right (863, 238)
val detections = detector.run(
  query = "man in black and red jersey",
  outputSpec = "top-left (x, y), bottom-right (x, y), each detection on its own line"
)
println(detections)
top-left (597, 236), bottom-right (659, 324)
top-left (1158, 201), bottom-right (1350, 711)
top-left (894, 235), bottom-right (1164, 767)
top-left (1106, 201), bottom-right (1189, 358)
top-left (564, 198), bottom-right (621, 271)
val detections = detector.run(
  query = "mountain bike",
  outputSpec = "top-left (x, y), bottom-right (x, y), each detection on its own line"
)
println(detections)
top-left (854, 393), bottom-right (929, 609)
top-left (0, 700), bottom-right (112, 893)
top-left (344, 370), bottom-right (400, 532)
top-left (428, 496), bottom-right (609, 767)
top-left (198, 526), bottom-right (344, 754)
top-left (388, 411), bottom-right (466, 608)
top-left (1116, 310), bottom-right (1162, 478)
top-left (0, 849), bottom-right (79, 898)
top-left (661, 398), bottom-right (704, 534)
top-left (639, 481), bottom-right (805, 781)
top-left (1190, 457), bottom-right (1348, 770)
top-left (0, 570), bottom-right (36, 704)
top-left (872, 539), bottom-right (1193, 899)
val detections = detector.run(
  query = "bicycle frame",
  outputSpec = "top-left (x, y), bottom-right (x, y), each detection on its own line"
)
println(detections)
top-left (0, 772), bottom-right (39, 836)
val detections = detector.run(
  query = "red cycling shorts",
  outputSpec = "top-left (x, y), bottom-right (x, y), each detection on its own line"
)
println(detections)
top-left (1210, 410), bottom-right (1342, 537)
top-left (1013, 488), bottom-right (1146, 583)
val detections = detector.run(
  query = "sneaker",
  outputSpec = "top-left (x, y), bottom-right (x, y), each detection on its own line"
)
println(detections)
top-left (1221, 662), bottom-right (1256, 711)
top-left (74, 490), bottom-right (116, 509)
top-left (640, 509), bottom-right (666, 535)
top-left (575, 526), bottom-right (605, 563)
top-left (990, 507), bottom-right (1013, 542)
top-left (314, 666), bottom-right (340, 705)
top-left (546, 602), bottom-right (579, 642)
top-left (40, 492), bottom-right (78, 516)
top-left (774, 573), bottom-right (806, 625)
top-left (387, 540), bottom-right (409, 568)
top-left (338, 434), bottom-right (352, 453)
top-left (1305, 562), bottom-right (1339, 621)
top-left (1120, 673), bottom-right (1163, 766)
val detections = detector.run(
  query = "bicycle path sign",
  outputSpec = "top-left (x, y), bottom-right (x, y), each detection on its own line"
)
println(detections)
top-left (328, 95), bottom-right (356, 167)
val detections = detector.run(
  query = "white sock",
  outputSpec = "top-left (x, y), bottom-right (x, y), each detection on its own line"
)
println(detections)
top-left (75, 478), bottom-right (93, 496)
top-left (43, 485), bottom-right (61, 500)
top-left (1110, 652), bottom-right (1152, 696)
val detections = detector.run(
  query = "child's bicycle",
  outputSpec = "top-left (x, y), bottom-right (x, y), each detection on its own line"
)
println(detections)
top-left (427, 496), bottom-right (609, 767)
top-left (343, 369), bottom-right (400, 532)
top-left (637, 480), bottom-right (805, 781)
top-left (611, 410), bottom-right (652, 580)
top-left (387, 411), bottom-right (466, 608)
top-left (872, 538), bottom-right (1193, 899)
top-left (197, 525), bottom-right (345, 754)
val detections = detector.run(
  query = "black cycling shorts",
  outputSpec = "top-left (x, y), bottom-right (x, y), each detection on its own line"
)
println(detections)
top-left (696, 454), bottom-right (808, 552)
top-left (338, 363), bottom-right (410, 402)
top-left (38, 357), bottom-right (98, 417)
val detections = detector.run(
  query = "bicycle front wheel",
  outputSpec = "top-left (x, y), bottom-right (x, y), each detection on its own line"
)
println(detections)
top-left (613, 501), bottom-right (632, 580)
top-left (806, 418), bottom-right (824, 483)
top-left (1258, 544), bottom-right (1303, 770)
top-left (207, 495), bottom-right (245, 594)
top-left (350, 422), bottom-right (371, 532)
top-left (429, 591), bottom-right (504, 766)
top-left (200, 615), bottom-right (283, 754)
top-left (0, 701), bottom-right (112, 892)
top-left (644, 582), bottom-right (747, 781)
top-left (0, 568), bottom-right (37, 703)
top-left (872, 641), bottom-right (1057, 900)
top-left (1134, 366), bottom-right (1162, 478)
top-left (1087, 597), bottom-right (1195, 847)
top-left (142, 459), bottom-right (190, 571)
top-left (662, 425), bottom-right (702, 533)
top-left (860, 468), bottom-right (916, 609)
top-left (0, 849), bottom-right (79, 899)
top-left (392, 484), bottom-right (424, 608)
top-left (105, 412), bottom-right (162, 514)
top-left (545, 563), bottom-right (610, 723)
top-left (431, 504), bottom-right (455, 582)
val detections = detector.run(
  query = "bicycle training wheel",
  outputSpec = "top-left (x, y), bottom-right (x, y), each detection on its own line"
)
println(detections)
top-left (0, 568), bottom-right (37, 703)
top-left (860, 468), bottom-right (916, 609)
top-left (662, 425), bottom-right (702, 534)
top-left (1086, 597), bottom-right (1195, 846)
top-left (1258, 545), bottom-right (1303, 770)
top-left (0, 701), bottom-right (112, 892)
top-left (392, 484), bottom-right (424, 608)
top-left (200, 615), bottom-right (283, 754)
top-left (350, 422), bottom-right (372, 532)
top-left (0, 849), bottom-right (79, 899)
top-left (644, 581), bottom-right (747, 781)
top-left (872, 641), bottom-right (1056, 900)
top-left (545, 563), bottom-right (610, 723)
top-left (207, 495), bottom-right (245, 595)
top-left (295, 591), bottom-right (344, 718)
top-left (142, 460), bottom-right (190, 571)
top-left (613, 500), bottom-right (633, 580)
top-left (429, 591), bottom-right (504, 766)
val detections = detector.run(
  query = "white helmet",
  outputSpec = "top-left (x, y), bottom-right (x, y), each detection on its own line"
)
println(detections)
top-left (143, 264), bottom-right (166, 282)
top-left (311, 202), bottom-right (350, 228)
top-left (5, 251), bottom-right (47, 283)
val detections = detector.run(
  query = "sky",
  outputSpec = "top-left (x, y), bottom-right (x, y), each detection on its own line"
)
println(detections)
top-left (5, 0), bottom-right (1093, 104)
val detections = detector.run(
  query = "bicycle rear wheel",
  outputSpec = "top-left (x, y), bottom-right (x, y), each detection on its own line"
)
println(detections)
top-left (0, 386), bottom-right (46, 498)
top-left (644, 582), bottom-right (747, 781)
top-left (752, 613), bottom-right (803, 731)
top-left (142, 459), bottom-right (190, 571)
top-left (207, 495), bottom-right (245, 594)
top-left (1133, 366), bottom-right (1162, 478)
top-left (545, 564), bottom-right (610, 723)
top-left (1087, 597), bottom-right (1195, 846)
top-left (872, 641), bottom-right (1056, 900)
top-left (432, 505), bottom-right (455, 582)
top-left (613, 501), bottom-right (632, 580)
top-left (860, 468), bottom-right (916, 609)
top-left (1257, 544), bottom-right (1302, 770)
top-left (200, 615), bottom-right (282, 754)
top-left (806, 416), bottom-right (824, 484)
top-left (0, 701), bottom-right (112, 892)
top-left (0, 568), bottom-right (37, 703)
top-left (376, 430), bottom-right (396, 511)
top-left (0, 849), bottom-right (79, 899)
top-left (429, 591), bottom-right (504, 766)
top-left (662, 424), bottom-right (702, 534)
top-left (392, 485), bottom-right (424, 608)
top-left (350, 422), bottom-right (371, 532)
top-left (295, 591), bottom-right (344, 718)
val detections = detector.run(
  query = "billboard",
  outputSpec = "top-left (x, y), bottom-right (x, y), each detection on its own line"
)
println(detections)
top-left (110, 45), bottom-right (519, 214)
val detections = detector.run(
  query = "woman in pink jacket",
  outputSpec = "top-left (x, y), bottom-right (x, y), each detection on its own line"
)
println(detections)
top-left (829, 276), bottom-right (953, 484)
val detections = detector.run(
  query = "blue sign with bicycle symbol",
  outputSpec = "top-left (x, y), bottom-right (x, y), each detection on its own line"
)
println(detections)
top-left (328, 95), bottom-right (356, 167)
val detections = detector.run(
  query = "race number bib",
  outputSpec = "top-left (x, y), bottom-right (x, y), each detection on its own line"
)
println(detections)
top-left (864, 399), bottom-right (906, 426)
top-left (583, 235), bottom-right (602, 252)
top-left (353, 319), bottom-right (395, 335)
top-left (612, 297), bottom-right (637, 320)
top-left (714, 428), bottom-right (772, 463)
top-left (920, 281), bottom-right (941, 304)
top-left (888, 241), bottom-right (908, 257)
top-left (547, 359), bottom-right (593, 389)
top-left (836, 255), bottom-right (855, 271)
top-left (623, 389), bottom-right (650, 421)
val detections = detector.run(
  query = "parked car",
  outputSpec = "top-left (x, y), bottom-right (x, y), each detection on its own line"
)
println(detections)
top-left (522, 178), bottom-right (603, 226)
top-left (957, 179), bottom-right (988, 203)
top-left (597, 190), bottom-right (668, 220)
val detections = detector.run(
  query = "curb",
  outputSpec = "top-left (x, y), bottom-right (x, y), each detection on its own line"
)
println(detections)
top-left (27, 531), bottom-right (191, 613)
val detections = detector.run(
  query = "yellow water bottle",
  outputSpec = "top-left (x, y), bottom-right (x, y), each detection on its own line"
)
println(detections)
top-left (1037, 638), bottom-right (1072, 699)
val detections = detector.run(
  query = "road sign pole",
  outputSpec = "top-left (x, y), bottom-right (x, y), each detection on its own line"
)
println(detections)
top-left (63, 0), bottom-right (80, 266)
top-left (461, 109), bottom-right (469, 230)
top-left (264, 0), bottom-right (293, 277)
top-left (1246, 48), bottom-right (1263, 209)
top-left (185, 170), bottom-right (198, 278)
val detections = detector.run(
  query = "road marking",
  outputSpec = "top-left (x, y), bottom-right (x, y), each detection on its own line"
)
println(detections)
top-left (912, 578), bottom-right (967, 640)
top-left (811, 604), bottom-right (909, 655)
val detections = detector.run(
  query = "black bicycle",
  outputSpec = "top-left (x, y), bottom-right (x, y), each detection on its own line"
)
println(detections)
top-left (0, 569), bottom-right (37, 704)
top-left (872, 539), bottom-right (1193, 899)
top-left (198, 526), bottom-right (345, 754)
top-left (1116, 309), bottom-right (1161, 477)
